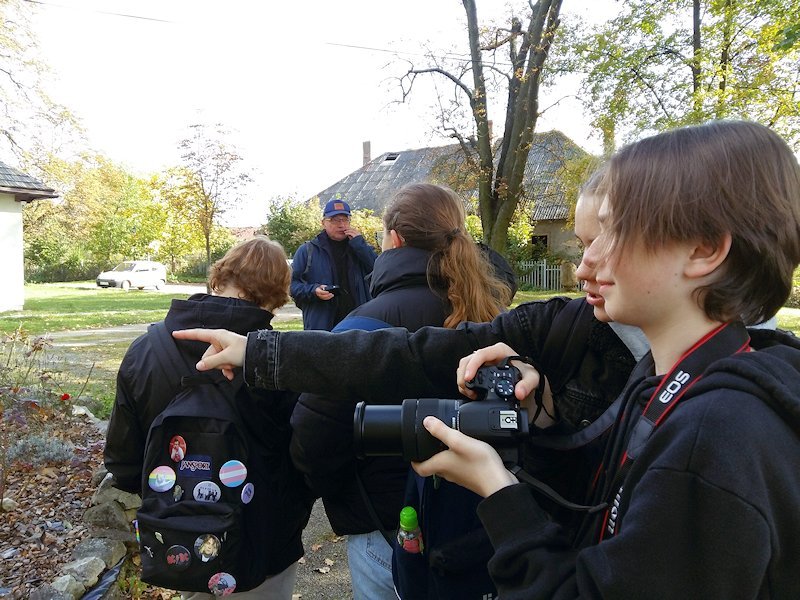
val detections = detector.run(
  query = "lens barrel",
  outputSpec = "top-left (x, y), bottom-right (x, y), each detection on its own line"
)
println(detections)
top-left (353, 402), bottom-right (403, 458)
top-left (354, 398), bottom-right (528, 462)
top-left (354, 399), bottom-right (461, 461)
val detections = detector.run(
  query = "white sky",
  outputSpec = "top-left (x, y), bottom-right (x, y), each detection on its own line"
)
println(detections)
top-left (30, 0), bottom-right (620, 226)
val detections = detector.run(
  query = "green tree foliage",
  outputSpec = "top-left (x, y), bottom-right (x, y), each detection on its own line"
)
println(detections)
top-left (265, 197), bottom-right (383, 256)
top-left (466, 208), bottom-right (533, 263)
top-left (350, 208), bottom-right (383, 253)
top-left (399, 0), bottom-right (564, 252)
top-left (152, 168), bottom-right (207, 273)
top-left (23, 154), bottom-right (163, 280)
top-left (774, 23), bottom-right (800, 51)
top-left (81, 159), bottom-right (164, 265)
top-left (176, 123), bottom-right (252, 267)
top-left (574, 0), bottom-right (800, 149)
top-left (265, 197), bottom-right (323, 256)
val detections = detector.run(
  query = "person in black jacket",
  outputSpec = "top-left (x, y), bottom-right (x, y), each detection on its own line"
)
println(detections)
top-left (290, 183), bottom-right (511, 600)
top-left (104, 236), bottom-right (314, 600)
top-left (412, 120), bottom-right (800, 598)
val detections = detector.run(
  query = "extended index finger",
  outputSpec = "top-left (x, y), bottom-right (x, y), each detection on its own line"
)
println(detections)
top-left (172, 328), bottom-right (217, 344)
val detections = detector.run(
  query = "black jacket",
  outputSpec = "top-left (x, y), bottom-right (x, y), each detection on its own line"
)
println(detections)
top-left (259, 296), bottom-right (635, 525)
top-left (247, 296), bottom-right (635, 423)
top-left (290, 247), bottom-right (448, 534)
top-left (104, 294), bottom-right (314, 576)
top-left (477, 328), bottom-right (800, 599)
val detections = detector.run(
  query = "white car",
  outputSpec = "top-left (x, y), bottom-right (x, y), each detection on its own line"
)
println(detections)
top-left (96, 261), bottom-right (167, 291)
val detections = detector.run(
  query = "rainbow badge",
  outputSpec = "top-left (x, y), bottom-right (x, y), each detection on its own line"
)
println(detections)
top-left (148, 466), bottom-right (176, 492)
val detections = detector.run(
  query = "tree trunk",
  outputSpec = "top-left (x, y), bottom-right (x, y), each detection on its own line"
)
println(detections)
top-left (471, 0), bottom-right (563, 252)
top-left (692, 0), bottom-right (702, 117)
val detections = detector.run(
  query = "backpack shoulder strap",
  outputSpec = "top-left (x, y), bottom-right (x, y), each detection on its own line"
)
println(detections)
top-left (301, 242), bottom-right (314, 281)
top-left (148, 322), bottom-right (228, 392)
top-left (539, 297), bottom-right (595, 396)
top-left (148, 321), bottom-right (193, 376)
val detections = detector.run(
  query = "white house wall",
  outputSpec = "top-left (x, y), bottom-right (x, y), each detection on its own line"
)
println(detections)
top-left (0, 192), bottom-right (24, 312)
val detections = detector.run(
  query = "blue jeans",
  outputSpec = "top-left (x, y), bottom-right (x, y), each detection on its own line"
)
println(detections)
top-left (347, 530), bottom-right (398, 600)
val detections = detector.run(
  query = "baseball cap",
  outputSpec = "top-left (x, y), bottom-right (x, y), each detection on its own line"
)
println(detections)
top-left (323, 199), bottom-right (351, 218)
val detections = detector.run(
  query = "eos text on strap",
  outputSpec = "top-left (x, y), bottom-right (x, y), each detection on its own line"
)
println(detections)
top-left (601, 321), bottom-right (752, 539)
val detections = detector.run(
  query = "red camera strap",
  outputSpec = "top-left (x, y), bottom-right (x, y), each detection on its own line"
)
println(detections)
top-left (600, 321), bottom-right (751, 540)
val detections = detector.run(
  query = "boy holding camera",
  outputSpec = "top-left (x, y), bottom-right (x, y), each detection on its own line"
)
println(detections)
top-left (414, 120), bottom-right (800, 598)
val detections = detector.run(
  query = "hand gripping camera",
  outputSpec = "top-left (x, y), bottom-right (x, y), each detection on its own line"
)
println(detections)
top-left (353, 360), bottom-right (529, 462)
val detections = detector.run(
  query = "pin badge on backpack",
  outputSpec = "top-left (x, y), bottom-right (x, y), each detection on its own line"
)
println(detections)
top-left (149, 466), bottom-right (176, 492)
top-left (220, 460), bottom-right (247, 487)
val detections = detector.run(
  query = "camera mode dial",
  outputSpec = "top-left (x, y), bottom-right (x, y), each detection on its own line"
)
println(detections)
top-left (465, 362), bottom-right (520, 401)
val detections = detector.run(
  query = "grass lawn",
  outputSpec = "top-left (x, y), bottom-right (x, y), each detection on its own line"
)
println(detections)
top-left (2, 282), bottom-right (798, 419)
top-left (0, 282), bottom-right (187, 335)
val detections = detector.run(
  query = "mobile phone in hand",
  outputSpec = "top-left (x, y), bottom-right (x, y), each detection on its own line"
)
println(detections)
top-left (326, 285), bottom-right (342, 296)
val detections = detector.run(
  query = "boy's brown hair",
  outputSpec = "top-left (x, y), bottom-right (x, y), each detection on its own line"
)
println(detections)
top-left (604, 120), bottom-right (800, 324)
top-left (209, 236), bottom-right (290, 312)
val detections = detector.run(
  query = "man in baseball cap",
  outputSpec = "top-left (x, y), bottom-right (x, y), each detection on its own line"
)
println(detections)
top-left (290, 197), bottom-right (377, 330)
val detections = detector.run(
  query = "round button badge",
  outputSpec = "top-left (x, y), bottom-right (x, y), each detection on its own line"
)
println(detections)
top-left (193, 481), bottom-right (222, 503)
top-left (241, 482), bottom-right (255, 504)
top-left (194, 534), bottom-right (221, 563)
top-left (148, 466), bottom-right (176, 492)
top-left (166, 545), bottom-right (191, 571)
top-left (208, 572), bottom-right (237, 596)
top-left (219, 460), bottom-right (247, 488)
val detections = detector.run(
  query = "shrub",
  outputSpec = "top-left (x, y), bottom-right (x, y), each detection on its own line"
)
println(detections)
top-left (0, 327), bottom-right (85, 507)
top-left (6, 432), bottom-right (74, 465)
top-left (785, 287), bottom-right (800, 309)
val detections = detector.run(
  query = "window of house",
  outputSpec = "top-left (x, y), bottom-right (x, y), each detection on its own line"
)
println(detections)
top-left (531, 235), bottom-right (548, 250)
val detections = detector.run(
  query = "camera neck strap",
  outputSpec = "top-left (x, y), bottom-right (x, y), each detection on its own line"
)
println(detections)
top-left (600, 320), bottom-right (751, 540)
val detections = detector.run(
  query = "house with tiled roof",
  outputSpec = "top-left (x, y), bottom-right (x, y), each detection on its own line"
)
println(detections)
top-left (312, 130), bottom-right (586, 256)
top-left (0, 161), bottom-right (58, 311)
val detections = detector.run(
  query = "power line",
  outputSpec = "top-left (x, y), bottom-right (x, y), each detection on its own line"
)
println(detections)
top-left (23, 0), bottom-right (173, 23)
top-left (325, 41), bottom-right (516, 68)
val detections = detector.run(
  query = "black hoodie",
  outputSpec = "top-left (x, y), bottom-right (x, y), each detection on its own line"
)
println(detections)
top-left (477, 328), bottom-right (800, 599)
top-left (104, 294), bottom-right (313, 577)
top-left (290, 246), bottom-right (448, 534)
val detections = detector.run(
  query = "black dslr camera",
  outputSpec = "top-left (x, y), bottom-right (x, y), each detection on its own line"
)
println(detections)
top-left (353, 360), bottom-right (529, 462)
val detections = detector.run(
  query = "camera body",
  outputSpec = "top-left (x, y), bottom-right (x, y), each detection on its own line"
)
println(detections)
top-left (353, 362), bottom-right (529, 462)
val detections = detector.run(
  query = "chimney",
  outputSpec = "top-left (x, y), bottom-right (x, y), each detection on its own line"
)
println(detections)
top-left (362, 141), bottom-right (371, 166)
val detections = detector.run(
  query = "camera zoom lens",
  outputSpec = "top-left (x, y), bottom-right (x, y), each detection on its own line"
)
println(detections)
top-left (354, 402), bottom-right (403, 458)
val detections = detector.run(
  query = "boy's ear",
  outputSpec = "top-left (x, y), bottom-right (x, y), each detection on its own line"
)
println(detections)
top-left (685, 233), bottom-right (732, 279)
top-left (389, 229), bottom-right (404, 249)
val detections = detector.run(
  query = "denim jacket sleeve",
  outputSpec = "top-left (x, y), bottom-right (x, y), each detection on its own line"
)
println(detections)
top-left (243, 297), bottom-right (574, 400)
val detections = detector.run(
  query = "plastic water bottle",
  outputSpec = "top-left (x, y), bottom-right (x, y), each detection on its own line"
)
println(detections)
top-left (397, 506), bottom-right (424, 554)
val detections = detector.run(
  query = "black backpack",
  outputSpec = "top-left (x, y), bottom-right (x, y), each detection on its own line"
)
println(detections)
top-left (135, 322), bottom-right (270, 594)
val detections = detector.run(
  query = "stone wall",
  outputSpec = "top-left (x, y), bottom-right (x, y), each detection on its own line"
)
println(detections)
top-left (28, 469), bottom-right (138, 599)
